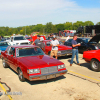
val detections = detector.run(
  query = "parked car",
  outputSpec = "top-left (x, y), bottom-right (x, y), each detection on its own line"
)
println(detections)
top-left (64, 36), bottom-right (100, 53)
top-left (0, 41), bottom-right (10, 57)
top-left (83, 49), bottom-right (100, 72)
top-left (43, 40), bottom-right (72, 57)
top-left (25, 36), bottom-right (33, 43)
top-left (9, 35), bottom-right (30, 45)
top-left (1, 45), bottom-right (67, 82)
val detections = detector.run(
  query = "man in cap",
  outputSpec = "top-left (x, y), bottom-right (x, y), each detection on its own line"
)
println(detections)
top-left (31, 35), bottom-right (40, 46)
top-left (50, 35), bottom-right (59, 59)
top-left (37, 37), bottom-right (45, 52)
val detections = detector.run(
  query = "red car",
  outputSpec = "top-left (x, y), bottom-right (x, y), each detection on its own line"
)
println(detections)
top-left (83, 50), bottom-right (100, 72)
top-left (43, 40), bottom-right (72, 57)
top-left (1, 45), bottom-right (67, 82)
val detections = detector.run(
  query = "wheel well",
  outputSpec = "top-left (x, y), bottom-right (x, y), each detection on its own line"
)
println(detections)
top-left (17, 67), bottom-right (21, 73)
top-left (91, 58), bottom-right (99, 62)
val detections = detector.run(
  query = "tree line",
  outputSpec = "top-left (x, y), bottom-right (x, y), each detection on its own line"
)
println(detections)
top-left (0, 21), bottom-right (100, 36)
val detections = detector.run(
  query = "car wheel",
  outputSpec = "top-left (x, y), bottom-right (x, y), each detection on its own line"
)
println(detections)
top-left (2, 58), bottom-right (8, 68)
top-left (90, 59), bottom-right (100, 72)
top-left (18, 69), bottom-right (25, 82)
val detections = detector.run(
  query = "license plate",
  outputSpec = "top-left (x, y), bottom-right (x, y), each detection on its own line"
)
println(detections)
top-left (47, 74), bottom-right (56, 79)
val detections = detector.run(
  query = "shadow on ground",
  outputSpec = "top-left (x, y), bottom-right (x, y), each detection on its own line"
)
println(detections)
top-left (26, 75), bottom-right (66, 85)
top-left (67, 59), bottom-right (91, 70)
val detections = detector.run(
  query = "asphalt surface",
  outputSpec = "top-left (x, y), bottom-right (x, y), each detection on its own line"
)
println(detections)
top-left (0, 53), bottom-right (100, 100)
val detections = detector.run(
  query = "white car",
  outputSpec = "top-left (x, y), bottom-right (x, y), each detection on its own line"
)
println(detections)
top-left (9, 35), bottom-right (31, 45)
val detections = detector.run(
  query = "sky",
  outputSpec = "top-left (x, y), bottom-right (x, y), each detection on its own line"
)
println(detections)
top-left (0, 0), bottom-right (100, 27)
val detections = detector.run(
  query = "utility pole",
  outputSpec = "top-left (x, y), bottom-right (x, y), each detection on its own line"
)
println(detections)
top-left (25, 26), bottom-right (26, 35)
top-left (43, 28), bottom-right (45, 35)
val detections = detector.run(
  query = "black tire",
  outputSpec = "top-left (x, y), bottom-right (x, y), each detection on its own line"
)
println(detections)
top-left (2, 58), bottom-right (8, 68)
top-left (90, 59), bottom-right (100, 72)
top-left (18, 69), bottom-right (25, 82)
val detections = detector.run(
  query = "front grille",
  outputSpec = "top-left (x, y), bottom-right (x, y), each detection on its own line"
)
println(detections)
top-left (41, 66), bottom-right (58, 74)
top-left (21, 43), bottom-right (28, 45)
top-left (61, 50), bottom-right (72, 54)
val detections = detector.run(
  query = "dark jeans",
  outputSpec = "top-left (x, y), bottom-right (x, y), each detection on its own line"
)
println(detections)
top-left (70, 49), bottom-right (79, 64)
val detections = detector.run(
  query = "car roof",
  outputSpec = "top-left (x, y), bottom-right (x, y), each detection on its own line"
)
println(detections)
top-left (77, 38), bottom-right (90, 39)
top-left (11, 35), bottom-right (23, 37)
top-left (0, 41), bottom-right (8, 43)
top-left (10, 45), bottom-right (38, 48)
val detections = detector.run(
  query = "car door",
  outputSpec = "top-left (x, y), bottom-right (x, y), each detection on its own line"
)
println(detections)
top-left (7, 47), bottom-right (17, 71)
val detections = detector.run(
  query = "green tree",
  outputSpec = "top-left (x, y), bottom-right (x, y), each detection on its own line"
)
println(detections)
top-left (45, 22), bottom-right (53, 34)
top-left (56, 24), bottom-right (64, 32)
top-left (64, 22), bottom-right (73, 30)
top-left (84, 21), bottom-right (94, 26)
top-left (96, 22), bottom-right (100, 25)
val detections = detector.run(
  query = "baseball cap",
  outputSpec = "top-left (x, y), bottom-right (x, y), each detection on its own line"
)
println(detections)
top-left (40, 37), bottom-right (44, 41)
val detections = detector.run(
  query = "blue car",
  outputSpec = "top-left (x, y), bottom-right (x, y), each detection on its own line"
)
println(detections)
top-left (0, 41), bottom-right (10, 56)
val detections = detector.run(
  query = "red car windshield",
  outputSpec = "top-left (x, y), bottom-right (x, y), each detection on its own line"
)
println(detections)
top-left (16, 47), bottom-right (44, 57)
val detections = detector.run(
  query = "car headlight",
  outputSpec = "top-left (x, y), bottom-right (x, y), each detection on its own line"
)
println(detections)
top-left (95, 46), bottom-right (99, 50)
top-left (16, 43), bottom-right (19, 45)
top-left (58, 51), bottom-right (61, 54)
top-left (27, 68), bottom-right (40, 74)
top-left (58, 64), bottom-right (65, 69)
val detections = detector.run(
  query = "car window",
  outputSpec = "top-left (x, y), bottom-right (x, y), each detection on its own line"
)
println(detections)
top-left (0, 42), bottom-right (10, 46)
top-left (9, 47), bottom-right (15, 56)
top-left (14, 36), bottom-right (26, 40)
top-left (77, 39), bottom-right (82, 43)
top-left (67, 39), bottom-right (73, 43)
top-left (81, 38), bottom-right (90, 43)
top-left (17, 47), bottom-right (44, 57)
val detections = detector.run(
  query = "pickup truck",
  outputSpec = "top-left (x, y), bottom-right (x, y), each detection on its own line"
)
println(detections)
top-left (9, 35), bottom-right (30, 45)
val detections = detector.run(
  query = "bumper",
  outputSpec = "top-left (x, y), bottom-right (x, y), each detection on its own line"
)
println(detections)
top-left (57, 50), bottom-right (72, 57)
top-left (29, 70), bottom-right (67, 81)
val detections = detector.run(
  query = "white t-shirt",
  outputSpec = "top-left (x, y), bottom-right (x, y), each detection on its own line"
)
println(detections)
top-left (50, 39), bottom-right (59, 50)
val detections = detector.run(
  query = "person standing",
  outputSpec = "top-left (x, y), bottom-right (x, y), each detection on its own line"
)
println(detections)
top-left (50, 35), bottom-right (59, 59)
top-left (37, 37), bottom-right (45, 52)
top-left (70, 35), bottom-right (81, 66)
top-left (31, 35), bottom-right (40, 46)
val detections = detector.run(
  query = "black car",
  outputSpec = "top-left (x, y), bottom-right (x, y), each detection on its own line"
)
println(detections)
top-left (64, 36), bottom-right (100, 53)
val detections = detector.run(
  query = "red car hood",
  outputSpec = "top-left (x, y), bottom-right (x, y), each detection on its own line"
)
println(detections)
top-left (58, 45), bottom-right (72, 50)
top-left (18, 55), bottom-right (63, 69)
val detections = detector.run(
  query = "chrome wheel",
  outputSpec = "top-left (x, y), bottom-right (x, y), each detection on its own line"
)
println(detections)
top-left (18, 69), bottom-right (25, 82)
top-left (2, 58), bottom-right (8, 68)
top-left (90, 59), bottom-right (100, 72)
top-left (2, 59), bottom-right (5, 67)
top-left (92, 61), bottom-right (99, 69)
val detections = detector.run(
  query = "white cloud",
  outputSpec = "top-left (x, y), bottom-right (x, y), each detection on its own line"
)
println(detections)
top-left (0, 0), bottom-right (100, 27)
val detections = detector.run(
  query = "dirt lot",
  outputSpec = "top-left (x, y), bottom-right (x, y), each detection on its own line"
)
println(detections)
top-left (0, 37), bottom-right (100, 100)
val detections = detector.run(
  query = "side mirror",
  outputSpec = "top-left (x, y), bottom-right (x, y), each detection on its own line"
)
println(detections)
top-left (11, 55), bottom-right (13, 57)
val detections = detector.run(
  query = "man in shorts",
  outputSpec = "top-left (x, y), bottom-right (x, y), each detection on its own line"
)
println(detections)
top-left (50, 35), bottom-right (59, 59)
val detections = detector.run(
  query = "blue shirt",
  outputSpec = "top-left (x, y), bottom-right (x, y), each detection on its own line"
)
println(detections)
top-left (71, 40), bottom-right (78, 49)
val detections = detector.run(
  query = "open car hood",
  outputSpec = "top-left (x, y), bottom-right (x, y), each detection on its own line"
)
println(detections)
top-left (89, 35), bottom-right (100, 43)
